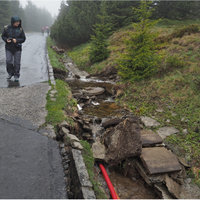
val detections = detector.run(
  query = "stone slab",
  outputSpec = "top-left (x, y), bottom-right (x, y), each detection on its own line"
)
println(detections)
top-left (140, 147), bottom-right (181, 175)
top-left (135, 160), bottom-right (165, 186)
top-left (154, 184), bottom-right (174, 199)
top-left (157, 126), bottom-right (179, 139)
top-left (140, 129), bottom-right (163, 147)
top-left (81, 187), bottom-right (96, 199)
top-left (140, 116), bottom-right (160, 127)
top-left (92, 137), bottom-right (106, 161)
top-left (82, 87), bottom-right (105, 96)
top-left (71, 149), bottom-right (92, 187)
top-left (165, 174), bottom-right (180, 198)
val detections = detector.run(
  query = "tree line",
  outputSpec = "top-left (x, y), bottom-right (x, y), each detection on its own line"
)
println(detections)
top-left (0, 0), bottom-right (54, 32)
top-left (50, 0), bottom-right (200, 48)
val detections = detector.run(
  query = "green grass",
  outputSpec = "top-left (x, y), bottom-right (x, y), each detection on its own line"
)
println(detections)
top-left (67, 43), bottom-right (92, 72)
top-left (80, 140), bottom-right (107, 199)
top-left (65, 19), bottom-right (200, 185)
top-left (46, 37), bottom-right (107, 197)
top-left (46, 36), bottom-right (65, 70)
top-left (45, 79), bottom-right (76, 127)
top-left (156, 18), bottom-right (200, 28)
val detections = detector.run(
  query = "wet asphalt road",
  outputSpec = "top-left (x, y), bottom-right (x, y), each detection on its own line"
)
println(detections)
top-left (0, 33), bottom-right (67, 198)
top-left (0, 32), bottom-right (48, 87)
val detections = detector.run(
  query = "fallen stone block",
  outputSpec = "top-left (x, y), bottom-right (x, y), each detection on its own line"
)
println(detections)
top-left (102, 118), bottom-right (124, 129)
top-left (140, 147), bottom-right (181, 175)
top-left (92, 137), bottom-right (106, 161)
top-left (154, 183), bottom-right (174, 199)
top-left (140, 129), bottom-right (163, 147)
top-left (104, 116), bottom-right (142, 165)
top-left (140, 116), bottom-right (161, 127)
top-left (82, 87), bottom-right (105, 96)
top-left (72, 141), bottom-right (83, 150)
top-left (135, 160), bottom-right (165, 186)
top-left (164, 174), bottom-right (180, 198)
top-left (157, 126), bottom-right (179, 139)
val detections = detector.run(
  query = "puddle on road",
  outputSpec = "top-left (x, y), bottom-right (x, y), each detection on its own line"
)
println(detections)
top-left (65, 77), bottom-right (158, 199)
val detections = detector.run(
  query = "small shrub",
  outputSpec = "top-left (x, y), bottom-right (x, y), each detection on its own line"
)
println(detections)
top-left (89, 1), bottom-right (111, 63)
top-left (165, 55), bottom-right (185, 69)
top-left (192, 73), bottom-right (200, 91)
top-left (117, 0), bottom-right (162, 82)
top-left (156, 24), bottom-right (199, 43)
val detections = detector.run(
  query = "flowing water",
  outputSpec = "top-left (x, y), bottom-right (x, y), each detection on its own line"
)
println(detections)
top-left (65, 77), bottom-right (157, 199)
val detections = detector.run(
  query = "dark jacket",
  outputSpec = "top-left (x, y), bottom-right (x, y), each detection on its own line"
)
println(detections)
top-left (1, 15), bottom-right (26, 53)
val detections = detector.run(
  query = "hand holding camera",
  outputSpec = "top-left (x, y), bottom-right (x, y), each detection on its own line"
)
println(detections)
top-left (7, 38), bottom-right (12, 43)
top-left (7, 38), bottom-right (17, 43)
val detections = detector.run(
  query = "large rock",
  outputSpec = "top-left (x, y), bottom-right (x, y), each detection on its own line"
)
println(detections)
top-left (102, 118), bottom-right (124, 129)
top-left (104, 116), bottom-right (142, 165)
top-left (82, 87), bottom-right (105, 96)
top-left (157, 126), bottom-right (179, 139)
top-left (179, 178), bottom-right (200, 199)
top-left (92, 137), bottom-right (106, 161)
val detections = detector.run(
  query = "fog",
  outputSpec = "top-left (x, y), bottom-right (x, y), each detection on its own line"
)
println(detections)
top-left (20, 0), bottom-right (62, 16)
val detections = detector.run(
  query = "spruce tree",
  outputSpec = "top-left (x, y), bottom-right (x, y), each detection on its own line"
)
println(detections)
top-left (117, 0), bottom-right (161, 82)
top-left (89, 1), bottom-right (111, 63)
top-left (0, 1), bottom-right (11, 29)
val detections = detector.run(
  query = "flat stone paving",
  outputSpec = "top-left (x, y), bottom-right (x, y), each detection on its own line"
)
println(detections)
top-left (140, 129), bottom-right (163, 147)
top-left (140, 147), bottom-right (182, 175)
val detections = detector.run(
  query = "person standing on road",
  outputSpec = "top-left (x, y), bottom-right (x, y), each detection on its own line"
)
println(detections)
top-left (1, 15), bottom-right (26, 82)
top-left (46, 26), bottom-right (50, 35)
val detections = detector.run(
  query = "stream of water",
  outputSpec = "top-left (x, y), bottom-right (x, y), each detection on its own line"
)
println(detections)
top-left (65, 77), bottom-right (158, 199)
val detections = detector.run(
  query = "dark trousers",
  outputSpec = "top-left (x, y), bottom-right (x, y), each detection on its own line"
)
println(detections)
top-left (6, 50), bottom-right (21, 78)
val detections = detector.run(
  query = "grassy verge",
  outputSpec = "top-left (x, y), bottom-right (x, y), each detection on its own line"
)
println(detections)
top-left (45, 79), bottom-right (76, 127)
top-left (46, 36), bottom-right (76, 129)
top-left (66, 20), bottom-right (200, 186)
top-left (46, 36), bottom-right (106, 198)
top-left (46, 36), bottom-right (66, 70)
top-left (80, 140), bottom-right (107, 199)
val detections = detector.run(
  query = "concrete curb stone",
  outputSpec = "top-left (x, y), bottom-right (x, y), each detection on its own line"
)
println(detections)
top-left (46, 52), bottom-right (96, 199)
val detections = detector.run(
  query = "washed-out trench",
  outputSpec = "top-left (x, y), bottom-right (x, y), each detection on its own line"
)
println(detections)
top-left (66, 78), bottom-right (158, 199)
top-left (51, 52), bottom-right (198, 199)
top-left (53, 59), bottom-right (159, 199)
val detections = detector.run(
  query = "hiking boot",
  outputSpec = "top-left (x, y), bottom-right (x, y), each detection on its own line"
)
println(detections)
top-left (7, 74), bottom-right (12, 79)
top-left (14, 77), bottom-right (19, 82)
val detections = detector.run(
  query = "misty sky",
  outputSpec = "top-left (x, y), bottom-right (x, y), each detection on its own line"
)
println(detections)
top-left (20, 0), bottom-right (62, 16)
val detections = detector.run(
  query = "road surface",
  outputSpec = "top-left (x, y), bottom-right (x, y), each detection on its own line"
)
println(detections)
top-left (0, 32), bottom-right (67, 198)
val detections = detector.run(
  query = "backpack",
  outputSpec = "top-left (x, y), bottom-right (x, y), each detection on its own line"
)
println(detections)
top-left (4, 25), bottom-right (22, 33)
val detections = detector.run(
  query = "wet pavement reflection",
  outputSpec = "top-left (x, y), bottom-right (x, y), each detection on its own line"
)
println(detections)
top-left (0, 33), bottom-right (48, 88)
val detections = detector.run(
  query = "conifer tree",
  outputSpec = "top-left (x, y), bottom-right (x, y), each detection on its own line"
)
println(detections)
top-left (117, 0), bottom-right (161, 82)
top-left (0, 1), bottom-right (11, 29)
top-left (89, 1), bottom-right (112, 63)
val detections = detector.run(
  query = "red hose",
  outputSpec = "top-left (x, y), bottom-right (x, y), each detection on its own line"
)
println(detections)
top-left (99, 164), bottom-right (120, 199)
